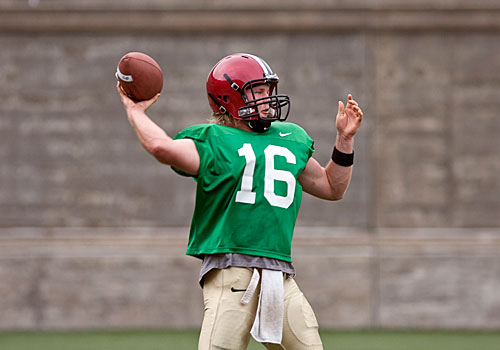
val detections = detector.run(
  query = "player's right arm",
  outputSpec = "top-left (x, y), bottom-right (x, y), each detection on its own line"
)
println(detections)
top-left (117, 83), bottom-right (200, 176)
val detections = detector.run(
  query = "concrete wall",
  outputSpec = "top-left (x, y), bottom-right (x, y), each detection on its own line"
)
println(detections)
top-left (1, 0), bottom-right (500, 329)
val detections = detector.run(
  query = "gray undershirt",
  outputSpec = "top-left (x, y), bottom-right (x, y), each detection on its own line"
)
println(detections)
top-left (199, 253), bottom-right (296, 287)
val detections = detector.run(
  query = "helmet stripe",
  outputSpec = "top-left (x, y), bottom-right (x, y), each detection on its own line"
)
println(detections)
top-left (245, 53), bottom-right (274, 77)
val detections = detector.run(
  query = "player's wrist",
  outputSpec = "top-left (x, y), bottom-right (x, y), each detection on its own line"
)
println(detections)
top-left (331, 146), bottom-right (354, 167)
top-left (335, 133), bottom-right (354, 152)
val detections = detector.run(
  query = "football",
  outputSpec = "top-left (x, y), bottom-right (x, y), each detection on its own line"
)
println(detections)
top-left (116, 52), bottom-right (163, 101)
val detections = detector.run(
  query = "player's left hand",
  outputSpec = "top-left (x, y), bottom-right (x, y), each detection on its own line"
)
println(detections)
top-left (336, 94), bottom-right (363, 140)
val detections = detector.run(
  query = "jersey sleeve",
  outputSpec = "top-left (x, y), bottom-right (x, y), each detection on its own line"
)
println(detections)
top-left (171, 124), bottom-right (214, 178)
top-left (305, 131), bottom-right (315, 160)
top-left (290, 123), bottom-right (315, 160)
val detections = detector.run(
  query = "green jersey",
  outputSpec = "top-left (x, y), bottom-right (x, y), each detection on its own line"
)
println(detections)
top-left (173, 122), bottom-right (314, 262)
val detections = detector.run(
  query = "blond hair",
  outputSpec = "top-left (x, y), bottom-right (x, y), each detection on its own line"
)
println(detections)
top-left (209, 112), bottom-right (234, 126)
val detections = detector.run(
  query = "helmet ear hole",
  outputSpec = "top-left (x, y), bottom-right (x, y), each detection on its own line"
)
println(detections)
top-left (222, 95), bottom-right (230, 103)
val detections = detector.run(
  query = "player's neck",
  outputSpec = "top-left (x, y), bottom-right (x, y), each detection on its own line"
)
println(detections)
top-left (231, 119), bottom-right (253, 132)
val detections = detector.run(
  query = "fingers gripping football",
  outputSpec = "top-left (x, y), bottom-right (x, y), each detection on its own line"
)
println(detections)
top-left (117, 81), bottom-right (160, 114)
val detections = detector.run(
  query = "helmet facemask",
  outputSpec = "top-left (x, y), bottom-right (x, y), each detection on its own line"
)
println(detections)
top-left (237, 77), bottom-right (291, 124)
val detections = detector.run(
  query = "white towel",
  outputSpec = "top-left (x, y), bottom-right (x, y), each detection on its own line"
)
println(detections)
top-left (250, 269), bottom-right (284, 344)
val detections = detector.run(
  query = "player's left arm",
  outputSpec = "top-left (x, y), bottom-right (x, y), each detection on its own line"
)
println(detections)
top-left (298, 94), bottom-right (363, 200)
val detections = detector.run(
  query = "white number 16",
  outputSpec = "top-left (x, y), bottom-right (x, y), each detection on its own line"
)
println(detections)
top-left (235, 143), bottom-right (296, 209)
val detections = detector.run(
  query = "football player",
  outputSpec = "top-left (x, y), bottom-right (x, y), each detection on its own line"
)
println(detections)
top-left (117, 53), bottom-right (363, 350)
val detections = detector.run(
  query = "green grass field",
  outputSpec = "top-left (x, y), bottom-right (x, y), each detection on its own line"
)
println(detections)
top-left (1, 329), bottom-right (500, 350)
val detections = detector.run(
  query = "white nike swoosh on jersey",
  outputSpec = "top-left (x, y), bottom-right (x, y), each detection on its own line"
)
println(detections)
top-left (279, 132), bottom-right (292, 137)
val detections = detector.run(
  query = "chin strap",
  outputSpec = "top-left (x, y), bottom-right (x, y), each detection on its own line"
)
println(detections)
top-left (249, 119), bottom-right (271, 133)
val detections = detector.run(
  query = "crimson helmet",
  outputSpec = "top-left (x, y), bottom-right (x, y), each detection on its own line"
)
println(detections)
top-left (206, 53), bottom-right (290, 125)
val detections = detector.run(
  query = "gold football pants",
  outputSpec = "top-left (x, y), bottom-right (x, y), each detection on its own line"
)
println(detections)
top-left (198, 267), bottom-right (323, 350)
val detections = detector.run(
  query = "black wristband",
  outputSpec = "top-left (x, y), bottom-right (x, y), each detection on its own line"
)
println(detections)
top-left (332, 147), bottom-right (354, 167)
